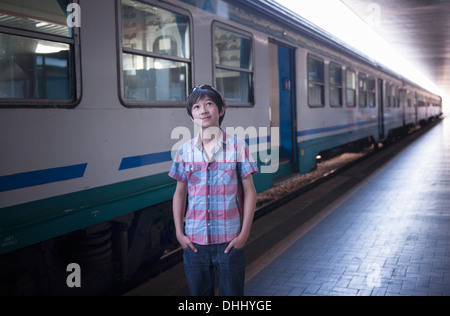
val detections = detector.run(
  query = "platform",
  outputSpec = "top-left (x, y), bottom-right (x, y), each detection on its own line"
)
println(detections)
top-left (245, 118), bottom-right (450, 296)
top-left (126, 118), bottom-right (449, 297)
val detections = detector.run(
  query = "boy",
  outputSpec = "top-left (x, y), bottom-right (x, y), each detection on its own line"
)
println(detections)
top-left (169, 84), bottom-right (258, 296)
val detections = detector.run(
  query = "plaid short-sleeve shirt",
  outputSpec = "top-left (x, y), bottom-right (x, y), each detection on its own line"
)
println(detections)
top-left (169, 129), bottom-right (258, 245)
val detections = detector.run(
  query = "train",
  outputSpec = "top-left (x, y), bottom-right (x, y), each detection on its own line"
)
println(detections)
top-left (0, 0), bottom-right (442, 295)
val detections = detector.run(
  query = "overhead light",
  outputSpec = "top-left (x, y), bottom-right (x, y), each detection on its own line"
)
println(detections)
top-left (35, 42), bottom-right (69, 54)
top-left (36, 22), bottom-right (50, 28)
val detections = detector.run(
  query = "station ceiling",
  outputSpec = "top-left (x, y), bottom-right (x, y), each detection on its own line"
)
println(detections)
top-left (341, 0), bottom-right (450, 99)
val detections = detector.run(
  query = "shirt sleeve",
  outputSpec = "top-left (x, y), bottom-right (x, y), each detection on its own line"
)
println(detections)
top-left (236, 140), bottom-right (258, 179)
top-left (168, 146), bottom-right (188, 183)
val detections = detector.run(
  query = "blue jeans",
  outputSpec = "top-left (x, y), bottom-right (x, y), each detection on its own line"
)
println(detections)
top-left (183, 243), bottom-right (245, 296)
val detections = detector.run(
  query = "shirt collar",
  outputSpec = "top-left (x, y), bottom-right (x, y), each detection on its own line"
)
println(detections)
top-left (194, 128), bottom-right (225, 151)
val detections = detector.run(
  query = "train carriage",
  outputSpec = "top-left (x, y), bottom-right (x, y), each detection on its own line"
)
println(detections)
top-left (0, 0), bottom-right (442, 295)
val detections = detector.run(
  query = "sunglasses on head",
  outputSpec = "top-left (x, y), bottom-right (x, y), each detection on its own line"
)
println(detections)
top-left (190, 84), bottom-right (220, 94)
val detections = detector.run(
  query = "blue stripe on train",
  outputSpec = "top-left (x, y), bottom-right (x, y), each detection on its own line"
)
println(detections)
top-left (0, 163), bottom-right (88, 193)
top-left (119, 152), bottom-right (173, 170)
top-left (0, 121), bottom-right (377, 191)
top-left (297, 119), bottom-right (377, 137)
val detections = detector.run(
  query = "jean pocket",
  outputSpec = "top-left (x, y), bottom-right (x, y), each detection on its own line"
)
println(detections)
top-left (230, 245), bottom-right (245, 253)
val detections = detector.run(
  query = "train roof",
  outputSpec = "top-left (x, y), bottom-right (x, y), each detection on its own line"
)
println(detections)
top-left (232, 0), bottom-right (440, 97)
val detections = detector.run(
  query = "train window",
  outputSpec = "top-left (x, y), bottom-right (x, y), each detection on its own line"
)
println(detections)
top-left (407, 91), bottom-right (414, 107)
top-left (329, 63), bottom-right (343, 107)
top-left (358, 74), bottom-right (367, 107)
top-left (120, 0), bottom-right (191, 105)
top-left (367, 77), bottom-right (376, 107)
top-left (346, 69), bottom-right (356, 107)
top-left (307, 55), bottom-right (324, 107)
top-left (386, 83), bottom-right (398, 107)
top-left (418, 95), bottom-right (425, 107)
top-left (213, 25), bottom-right (254, 105)
top-left (386, 83), bottom-right (392, 107)
top-left (0, 0), bottom-right (79, 107)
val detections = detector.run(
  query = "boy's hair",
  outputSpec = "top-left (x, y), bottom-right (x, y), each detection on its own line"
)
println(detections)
top-left (187, 84), bottom-right (226, 126)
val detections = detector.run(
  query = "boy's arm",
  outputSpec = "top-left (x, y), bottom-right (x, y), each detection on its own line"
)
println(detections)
top-left (225, 174), bottom-right (257, 253)
top-left (173, 180), bottom-right (198, 252)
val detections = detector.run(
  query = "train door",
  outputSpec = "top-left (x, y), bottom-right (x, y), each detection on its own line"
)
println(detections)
top-left (414, 92), bottom-right (419, 125)
top-left (378, 78), bottom-right (385, 139)
top-left (400, 88), bottom-right (406, 126)
top-left (269, 41), bottom-right (298, 180)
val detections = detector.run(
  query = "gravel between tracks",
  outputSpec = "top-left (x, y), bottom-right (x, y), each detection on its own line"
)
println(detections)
top-left (256, 150), bottom-right (372, 209)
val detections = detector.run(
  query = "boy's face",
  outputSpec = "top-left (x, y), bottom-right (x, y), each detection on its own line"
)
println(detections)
top-left (190, 97), bottom-right (225, 129)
